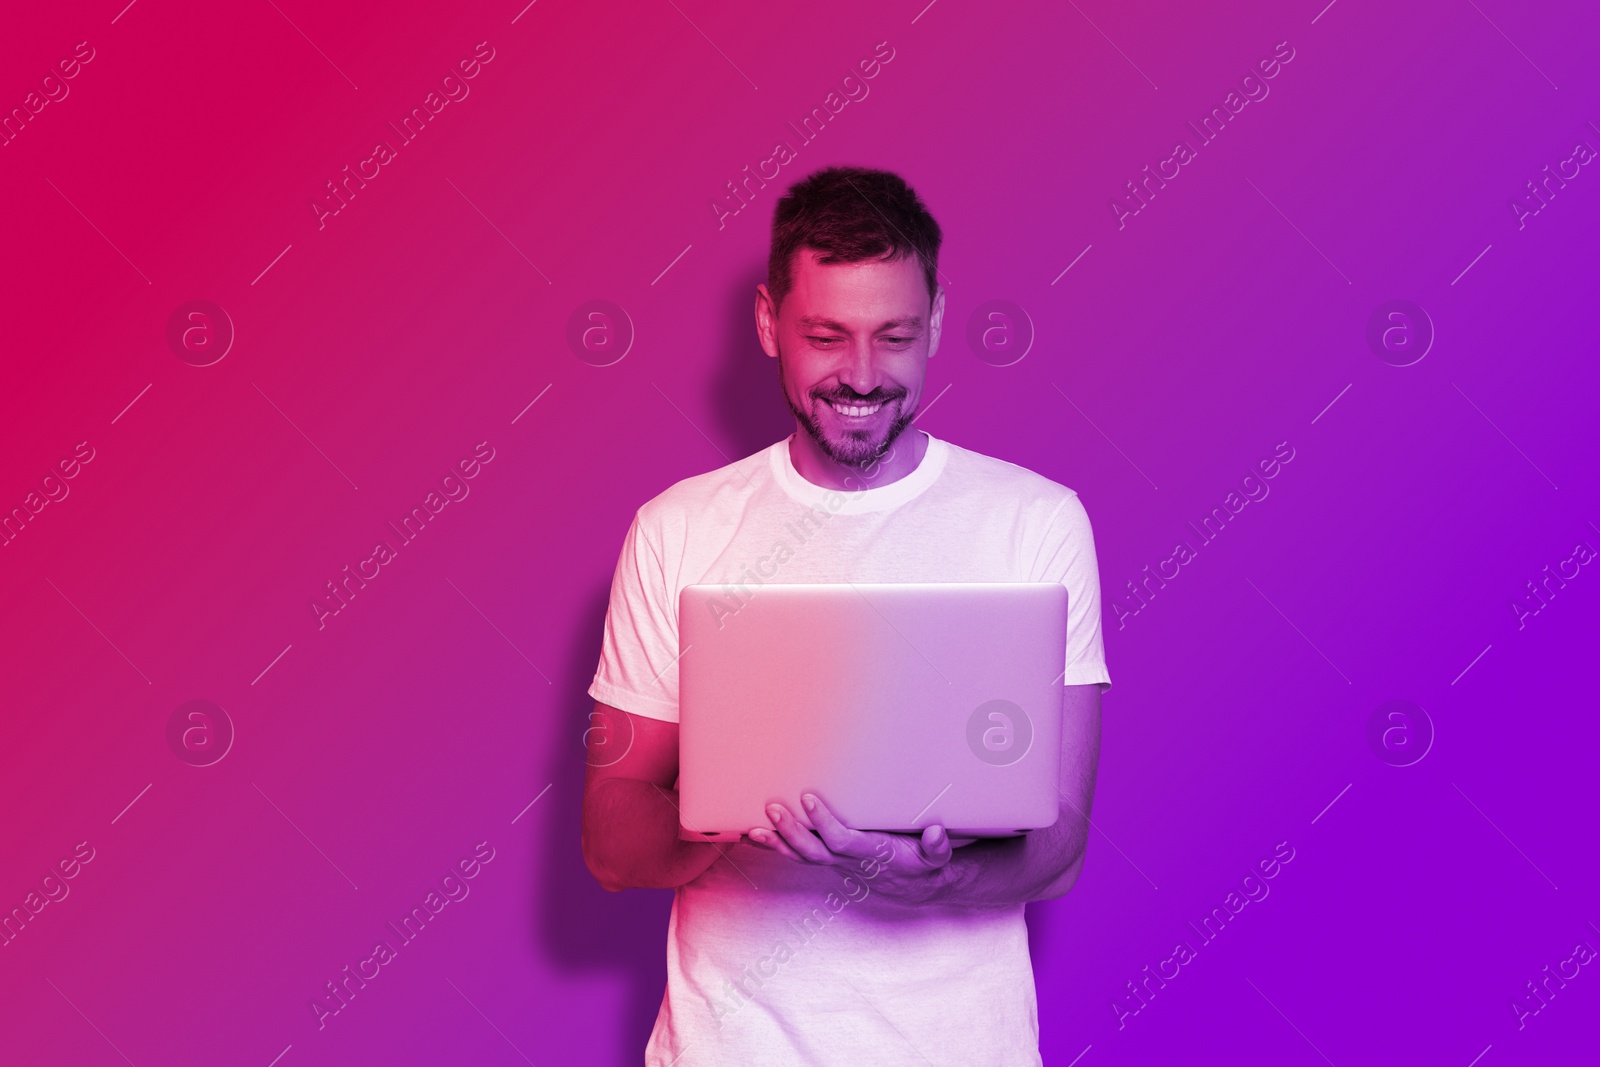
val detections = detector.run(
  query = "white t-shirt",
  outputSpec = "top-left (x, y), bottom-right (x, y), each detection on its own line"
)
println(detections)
top-left (588, 430), bottom-right (1111, 1066)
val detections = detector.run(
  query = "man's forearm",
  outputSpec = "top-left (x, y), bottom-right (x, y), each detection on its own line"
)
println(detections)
top-left (929, 804), bottom-right (1089, 906)
top-left (583, 777), bottom-right (726, 891)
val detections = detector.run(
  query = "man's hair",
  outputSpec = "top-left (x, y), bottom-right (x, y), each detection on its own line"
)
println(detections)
top-left (766, 166), bottom-right (942, 311)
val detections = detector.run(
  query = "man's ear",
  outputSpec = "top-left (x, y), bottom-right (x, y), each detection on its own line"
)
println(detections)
top-left (927, 286), bottom-right (946, 359)
top-left (755, 283), bottom-right (780, 359)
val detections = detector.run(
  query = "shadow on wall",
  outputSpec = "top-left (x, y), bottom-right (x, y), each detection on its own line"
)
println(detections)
top-left (532, 269), bottom-right (791, 1066)
top-left (532, 578), bottom-right (671, 1067)
top-left (710, 268), bottom-right (793, 461)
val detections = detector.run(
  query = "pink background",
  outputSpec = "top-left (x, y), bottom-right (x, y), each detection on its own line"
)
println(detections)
top-left (2, 0), bottom-right (1597, 1063)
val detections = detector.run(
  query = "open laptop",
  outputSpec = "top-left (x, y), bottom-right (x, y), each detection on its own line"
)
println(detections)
top-left (677, 582), bottom-right (1068, 842)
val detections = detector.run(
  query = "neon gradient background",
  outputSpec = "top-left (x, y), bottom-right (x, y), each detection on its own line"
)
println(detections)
top-left (2, 1), bottom-right (1597, 1064)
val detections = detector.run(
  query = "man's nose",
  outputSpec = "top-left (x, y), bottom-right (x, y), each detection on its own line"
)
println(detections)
top-left (838, 341), bottom-right (878, 395)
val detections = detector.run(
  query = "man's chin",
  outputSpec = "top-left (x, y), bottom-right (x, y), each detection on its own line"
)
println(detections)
top-left (818, 435), bottom-right (886, 467)
top-left (813, 417), bottom-right (910, 470)
top-left (784, 388), bottom-right (913, 472)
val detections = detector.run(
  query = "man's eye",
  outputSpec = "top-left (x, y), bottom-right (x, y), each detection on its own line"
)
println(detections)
top-left (882, 336), bottom-right (912, 345)
top-left (808, 336), bottom-right (842, 346)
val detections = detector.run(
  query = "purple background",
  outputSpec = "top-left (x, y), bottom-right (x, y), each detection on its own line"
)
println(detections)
top-left (1, 0), bottom-right (1596, 1063)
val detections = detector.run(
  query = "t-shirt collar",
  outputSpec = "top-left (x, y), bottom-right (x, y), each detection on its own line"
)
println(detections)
top-left (770, 429), bottom-right (948, 514)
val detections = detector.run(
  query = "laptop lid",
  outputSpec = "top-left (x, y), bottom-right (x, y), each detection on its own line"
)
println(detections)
top-left (677, 582), bottom-right (1067, 841)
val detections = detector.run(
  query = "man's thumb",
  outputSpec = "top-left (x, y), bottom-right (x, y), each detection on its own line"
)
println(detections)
top-left (921, 824), bottom-right (952, 865)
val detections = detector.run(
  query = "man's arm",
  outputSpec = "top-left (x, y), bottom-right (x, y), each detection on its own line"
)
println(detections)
top-left (755, 683), bottom-right (1102, 906)
top-left (931, 683), bottom-right (1102, 905)
top-left (580, 701), bottom-right (732, 892)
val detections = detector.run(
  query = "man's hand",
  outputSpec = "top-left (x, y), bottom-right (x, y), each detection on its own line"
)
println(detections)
top-left (747, 684), bottom-right (1103, 907)
top-left (748, 791), bottom-right (954, 904)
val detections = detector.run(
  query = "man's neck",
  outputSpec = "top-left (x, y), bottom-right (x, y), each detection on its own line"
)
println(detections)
top-left (787, 427), bottom-right (930, 491)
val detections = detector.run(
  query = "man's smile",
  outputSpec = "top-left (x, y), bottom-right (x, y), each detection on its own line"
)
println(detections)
top-left (820, 396), bottom-right (895, 420)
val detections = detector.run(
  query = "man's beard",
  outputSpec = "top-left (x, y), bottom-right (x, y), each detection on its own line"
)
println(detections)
top-left (777, 345), bottom-right (917, 472)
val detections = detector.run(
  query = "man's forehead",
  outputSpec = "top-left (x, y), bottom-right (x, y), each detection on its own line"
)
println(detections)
top-left (783, 251), bottom-right (930, 328)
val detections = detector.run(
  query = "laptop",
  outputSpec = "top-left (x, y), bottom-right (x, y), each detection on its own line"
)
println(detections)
top-left (677, 582), bottom-right (1068, 842)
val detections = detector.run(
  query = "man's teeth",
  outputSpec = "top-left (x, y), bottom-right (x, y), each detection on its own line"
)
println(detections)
top-left (827, 399), bottom-right (883, 418)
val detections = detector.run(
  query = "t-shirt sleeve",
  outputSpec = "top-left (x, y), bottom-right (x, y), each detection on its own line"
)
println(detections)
top-left (1032, 492), bottom-right (1112, 691)
top-left (587, 508), bottom-right (683, 723)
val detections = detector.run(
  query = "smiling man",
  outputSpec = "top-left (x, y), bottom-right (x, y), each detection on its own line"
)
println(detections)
top-left (581, 166), bottom-right (1111, 1066)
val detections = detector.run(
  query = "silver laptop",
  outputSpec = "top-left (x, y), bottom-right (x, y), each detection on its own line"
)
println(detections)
top-left (677, 582), bottom-right (1067, 841)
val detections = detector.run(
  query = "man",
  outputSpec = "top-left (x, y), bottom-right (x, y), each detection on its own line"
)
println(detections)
top-left (581, 166), bottom-right (1110, 1065)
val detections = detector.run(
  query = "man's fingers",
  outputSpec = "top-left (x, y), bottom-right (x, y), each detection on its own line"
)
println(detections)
top-left (749, 828), bottom-right (805, 862)
top-left (754, 797), bottom-right (948, 876)
top-left (766, 803), bottom-right (833, 863)
top-left (920, 824), bottom-right (953, 867)
top-left (801, 792), bottom-right (870, 856)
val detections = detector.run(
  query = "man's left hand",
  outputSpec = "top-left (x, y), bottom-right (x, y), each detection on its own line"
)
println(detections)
top-left (748, 792), bottom-right (954, 904)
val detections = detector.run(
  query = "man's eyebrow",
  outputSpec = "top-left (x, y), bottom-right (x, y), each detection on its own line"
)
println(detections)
top-left (796, 315), bottom-right (925, 332)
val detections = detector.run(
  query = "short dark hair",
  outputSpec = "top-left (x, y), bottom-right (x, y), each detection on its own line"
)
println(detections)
top-left (766, 166), bottom-right (942, 311)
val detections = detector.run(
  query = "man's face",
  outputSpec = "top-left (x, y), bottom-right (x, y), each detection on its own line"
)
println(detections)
top-left (758, 249), bottom-right (944, 469)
